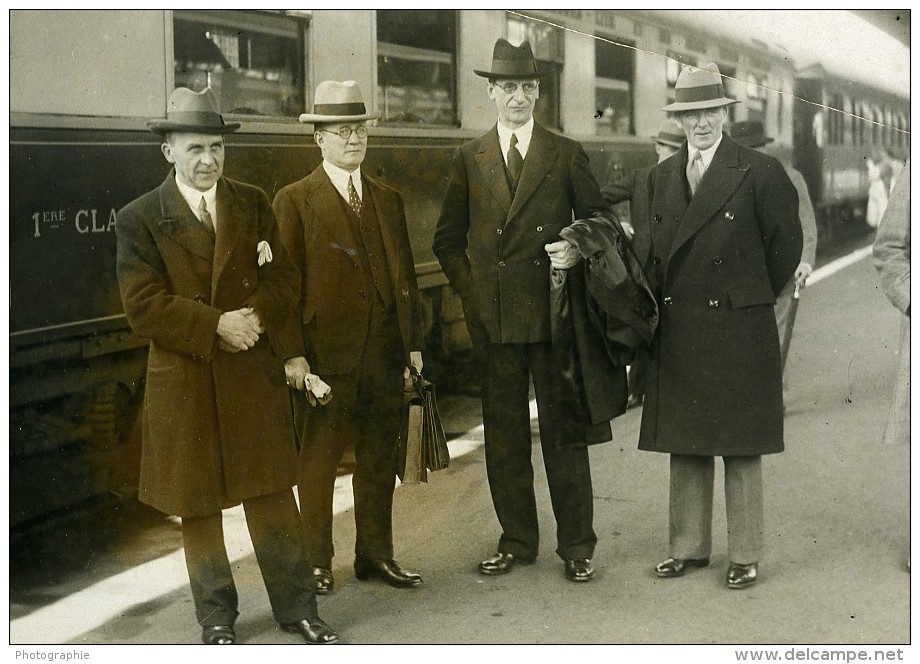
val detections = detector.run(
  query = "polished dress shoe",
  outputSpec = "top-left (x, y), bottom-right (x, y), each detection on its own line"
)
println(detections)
top-left (312, 566), bottom-right (333, 595)
top-left (478, 552), bottom-right (534, 576)
top-left (354, 557), bottom-right (422, 588)
top-left (564, 558), bottom-right (595, 582)
top-left (281, 617), bottom-right (339, 644)
top-left (726, 562), bottom-right (758, 589)
top-left (654, 556), bottom-right (711, 578)
top-left (201, 625), bottom-right (235, 645)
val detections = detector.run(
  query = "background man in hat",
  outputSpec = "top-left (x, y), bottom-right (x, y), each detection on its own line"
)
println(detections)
top-left (641, 64), bottom-right (803, 589)
top-left (433, 39), bottom-right (613, 583)
top-left (602, 118), bottom-right (685, 409)
top-left (274, 80), bottom-right (425, 594)
top-left (115, 87), bottom-right (338, 644)
top-left (729, 120), bottom-right (818, 401)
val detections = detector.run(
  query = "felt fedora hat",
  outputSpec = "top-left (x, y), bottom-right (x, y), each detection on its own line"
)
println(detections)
top-left (729, 120), bottom-right (774, 148)
top-left (474, 38), bottom-right (545, 79)
top-left (661, 62), bottom-right (739, 112)
top-left (147, 87), bottom-right (240, 134)
top-left (299, 80), bottom-right (381, 123)
top-left (652, 118), bottom-right (686, 148)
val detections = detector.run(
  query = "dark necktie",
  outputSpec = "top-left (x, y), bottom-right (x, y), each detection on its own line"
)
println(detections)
top-left (507, 133), bottom-right (524, 185)
top-left (686, 152), bottom-right (703, 196)
top-left (198, 197), bottom-right (215, 236)
top-left (347, 175), bottom-right (362, 217)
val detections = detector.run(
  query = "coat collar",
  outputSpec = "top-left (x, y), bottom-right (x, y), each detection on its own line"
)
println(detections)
top-left (211, 178), bottom-right (246, 295)
top-left (157, 171), bottom-right (215, 262)
top-left (668, 134), bottom-right (748, 260)
top-left (475, 127), bottom-right (513, 214)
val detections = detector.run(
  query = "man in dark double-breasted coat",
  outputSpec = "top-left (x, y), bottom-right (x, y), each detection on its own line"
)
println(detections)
top-left (116, 87), bottom-right (337, 645)
top-left (434, 39), bottom-right (616, 583)
top-left (640, 64), bottom-right (803, 589)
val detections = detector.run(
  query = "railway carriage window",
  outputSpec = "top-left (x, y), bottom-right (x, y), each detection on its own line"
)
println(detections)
top-left (843, 97), bottom-right (854, 145)
top-left (173, 10), bottom-right (307, 118)
top-left (376, 10), bottom-right (457, 126)
top-left (828, 93), bottom-right (844, 145)
top-left (595, 37), bottom-right (635, 135)
top-left (507, 14), bottom-right (563, 130)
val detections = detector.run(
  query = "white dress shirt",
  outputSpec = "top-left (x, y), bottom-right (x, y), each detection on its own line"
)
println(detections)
top-left (497, 117), bottom-right (535, 164)
top-left (175, 177), bottom-right (218, 232)
top-left (688, 131), bottom-right (724, 176)
top-left (322, 160), bottom-right (363, 204)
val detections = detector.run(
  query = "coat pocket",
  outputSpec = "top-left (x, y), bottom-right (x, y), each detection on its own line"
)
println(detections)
top-left (727, 284), bottom-right (776, 309)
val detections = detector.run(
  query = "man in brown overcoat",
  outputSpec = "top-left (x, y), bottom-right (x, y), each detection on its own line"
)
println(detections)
top-left (116, 87), bottom-right (337, 645)
top-left (640, 64), bottom-right (803, 589)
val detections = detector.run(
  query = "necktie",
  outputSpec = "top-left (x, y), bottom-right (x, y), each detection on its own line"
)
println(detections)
top-left (507, 133), bottom-right (524, 185)
top-left (198, 197), bottom-right (215, 236)
top-left (686, 152), bottom-right (703, 195)
top-left (347, 175), bottom-right (362, 217)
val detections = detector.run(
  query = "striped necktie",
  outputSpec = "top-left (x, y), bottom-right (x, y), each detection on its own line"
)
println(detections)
top-left (347, 175), bottom-right (362, 217)
top-left (686, 151), bottom-right (703, 195)
top-left (198, 196), bottom-right (215, 236)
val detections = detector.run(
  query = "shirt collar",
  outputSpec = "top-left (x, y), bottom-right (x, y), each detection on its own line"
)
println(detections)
top-left (496, 117), bottom-right (535, 159)
top-left (322, 160), bottom-right (362, 201)
top-left (175, 175), bottom-right (217, 223)
top-left (689, 131), bottom-right (724, 171)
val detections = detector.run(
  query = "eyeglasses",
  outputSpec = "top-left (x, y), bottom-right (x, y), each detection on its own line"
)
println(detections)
top-left (319, 126), bottom-right (368, 140)
top-left (494, 81), bottom-right (538, 95)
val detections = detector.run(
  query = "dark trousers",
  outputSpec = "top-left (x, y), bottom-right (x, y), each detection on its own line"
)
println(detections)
top-left (628, 345), bottom-right (649, 398)
top-left (478, 341), bottom-right (597, 561)
top-left (295, 302), bottom-right (404, 568)
top-left (181, 489), bottom-right (317, 627)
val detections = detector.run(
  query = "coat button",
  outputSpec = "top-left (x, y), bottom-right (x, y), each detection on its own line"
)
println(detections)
top-left (242, 278), bottom-right (252, 289)
top-left (664, 296), bottom-right (673, 305)
top-left (496, 228), bottom-right (503, 235)
top-left (359, 290), bottom-right (367, 300)
top-left (533, 259), bottom-right (541, 266)
top-left (194, 294), bottom-right (205, 304)
top-left (498, 261), bottom-right (506, 268)
top-left (653, 256), bottom-right (661, 265)
top-left (725, 211), bottom-right (735, 221)
top-left (709, 299), bottom-right (720, 308)
top-left (653, 214), bottom-right (662, 223)
top-left (536, 226), bottom-right (543, 232)
top-left (712, 256), bottom-right (723, 265)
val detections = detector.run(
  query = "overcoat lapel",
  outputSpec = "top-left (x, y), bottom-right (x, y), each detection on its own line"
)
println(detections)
top-left (668, 137), bottom-right (747, 261)
top-left (474, 128), bottom-right (512, 215)
top-left (508, 123), bottom-right (556, 221)
top-left (156, 172), bottom-right (215, 263)
top-left (212, 178), bottom-right (245, 294)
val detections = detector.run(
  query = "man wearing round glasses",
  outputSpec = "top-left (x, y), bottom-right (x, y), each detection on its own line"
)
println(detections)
top-left (435, 39), bottom-right (618, 584)
top-left (274, 80), bottom-right (425, 596)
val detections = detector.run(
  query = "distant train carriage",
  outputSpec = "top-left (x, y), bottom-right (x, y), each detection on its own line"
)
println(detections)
top-left (9, 8), bottom-right (884, 534)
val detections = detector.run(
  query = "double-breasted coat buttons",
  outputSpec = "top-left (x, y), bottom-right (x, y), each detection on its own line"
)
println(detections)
top-left (724, 211), bottom-right (735, 221)
top-left (712, 256), bottom-right (723, 265)
top-left (663, 296), bottom-right (673, 305)
top-left (653, 214), bottom-right (662, 223)
top-left (709, 299), bottom-right (720, 308)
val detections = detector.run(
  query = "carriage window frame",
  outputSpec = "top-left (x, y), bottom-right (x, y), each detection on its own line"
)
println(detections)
top-left (594, 33), bottom-right (635, 136)
top-left (172, 9), bottom-right (309, 122)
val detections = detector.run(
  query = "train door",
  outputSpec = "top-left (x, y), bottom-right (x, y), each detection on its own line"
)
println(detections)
top-left (793, 76), bottom-right (825, 209)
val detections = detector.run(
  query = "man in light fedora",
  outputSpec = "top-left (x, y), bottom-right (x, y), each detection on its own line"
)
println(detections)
top-left (116, 87), bottom-right (338, 644)
top-left (274, 80), bottom-right (425, 594)
top-left (602, 118), bottom-right (685, 409)
top-left (640, 64), bottom-right (802, 588)
top-left (434, 39), bottom-right (615, 582)
top-left (729, 120), bottom-right (818, 399)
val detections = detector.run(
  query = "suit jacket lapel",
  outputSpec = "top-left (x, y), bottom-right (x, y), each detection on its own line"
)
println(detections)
top-left (508, 123), bottom-right (555, 221)
top-left (156, 172), bottom-right (215, 262)
top-left (212, 178), bottom-right (244, 294)
top-left (311, 168), bottom-right (361, 265)
top-left (669, 136), bottom-right (747, 261)
top-left (474, 128), bottom-right (512, 215)
top-left (366, 177), bottom-right (403, 287)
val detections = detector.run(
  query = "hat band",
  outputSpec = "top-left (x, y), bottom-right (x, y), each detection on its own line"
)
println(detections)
top-left (657, 132), bottom-right (685, 143)
top-left (674, 83), bottom-right (727, 104)
top-left (165, 110), bottom-right (226, 126)
top-left (487, 60), bottom-right (540, 78)
top-left (313, 102), bottom-right (368, 116)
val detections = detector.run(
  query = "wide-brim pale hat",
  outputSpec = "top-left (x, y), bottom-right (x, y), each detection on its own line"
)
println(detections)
top-left (661, 62), bottom-right (739, 112)
top-left (652, 118), bottom-right (686, 148)
top-left (147, 87), bottom-right (240, 135)
top-left (299, 80), bottom-right (381, 123)
top-left (474, 38), bottom-right (545, 79)
top-left (729, 120), bottom-right (775, 148)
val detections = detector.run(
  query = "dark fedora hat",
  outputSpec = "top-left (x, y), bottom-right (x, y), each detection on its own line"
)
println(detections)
top-left (729, 120), bottom-right (774, 148)
top-left (661, 62), bottom-right (739, 112)
top-left (474, 38), bottom-right (544, 79)
top-left (147, 87), bottom-right (240, 135)
top-left (652, 118), bottom-right (685, 148)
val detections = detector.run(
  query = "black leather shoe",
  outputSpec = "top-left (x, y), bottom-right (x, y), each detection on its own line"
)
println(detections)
top-left (654, 556), bottom-right (711, 578)
top-left (354, 557), bottom-right (423, 588)
top-left (478, 552), bottom-right (534, 576)
top-left (201, 625), bottom-right (235, 645)
top-left (312, 567), bottom-right (333, 595)
top-left (281, 617), bottom-right (339, 644)
top-left (726, 562), bottom-right (758, 589)
top-left (564, 558), bottom-right (595, 582)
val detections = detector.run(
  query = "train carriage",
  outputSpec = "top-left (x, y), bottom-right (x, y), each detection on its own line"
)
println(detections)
top-left (9, 9), bottom-right (900, 534)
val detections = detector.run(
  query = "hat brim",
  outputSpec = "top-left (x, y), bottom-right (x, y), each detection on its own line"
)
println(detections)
top-left (661, 98), bottom-right (739, 112)
top-left (737, 136), bottom-right (775, 148)
top-left (147, 120), bottom-right (240, 135)
top-left (299, 111), bottom-right (381, 123)
top-left (473, 69), bottom-right (547, 80)
top-left (654, 137), bottom-right (685, 148)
